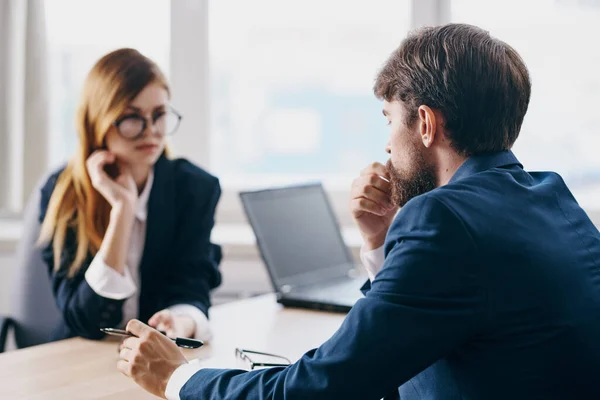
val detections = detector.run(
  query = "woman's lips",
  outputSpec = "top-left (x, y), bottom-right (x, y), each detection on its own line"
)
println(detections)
top-left (135, 144), bottom-right (159, 152)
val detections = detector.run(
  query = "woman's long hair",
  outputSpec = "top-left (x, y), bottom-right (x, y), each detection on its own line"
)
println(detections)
top-left (39, 48), bottom-right (170, 277)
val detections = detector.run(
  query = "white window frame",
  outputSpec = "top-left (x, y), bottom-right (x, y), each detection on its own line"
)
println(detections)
top-left (169, 0), bottom-right (451, 227)
top-left (0, 0), bottom-right (48, 216)
top-left (6, 0), bottom-right (600, 228)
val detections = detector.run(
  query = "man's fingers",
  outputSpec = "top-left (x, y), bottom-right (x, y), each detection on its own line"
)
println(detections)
top-left (122, 336), bottom-right (139, 351)
top-left (351, 176), bottom-right (394, 209)
top-left (364, 173), bottom-right (393, 194)
top-left (119, 347), bottom-right (132, 361)
top-left (117, 359), bottom-right (131, 377)
top-left (350, 197), bottom-right (388, 217)
top-left (352, 174), bottom-right (392, 197)
top-left (126, 319), bottom-right (152, 337)
top-left (360, 184), bottom-right (394, 209)
top-left (360, 162), bottom-right (390, 180)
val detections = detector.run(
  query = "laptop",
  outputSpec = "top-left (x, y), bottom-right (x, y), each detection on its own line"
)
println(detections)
top-left (239, 183), bottom-right (366, 313)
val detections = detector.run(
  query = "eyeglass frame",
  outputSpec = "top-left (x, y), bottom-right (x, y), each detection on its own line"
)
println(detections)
top-left (234, 348), bottom-right (292, 370)
top-left (112, 106), bottom-right (183, 140)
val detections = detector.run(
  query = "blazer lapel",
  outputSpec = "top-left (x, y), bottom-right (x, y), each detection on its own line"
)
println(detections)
top-left (138, 155), bottom-right (176, 306)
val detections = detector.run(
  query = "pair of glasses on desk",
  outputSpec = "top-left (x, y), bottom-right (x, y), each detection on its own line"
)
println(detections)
top-left (235, 348), bottom-right (292, 370)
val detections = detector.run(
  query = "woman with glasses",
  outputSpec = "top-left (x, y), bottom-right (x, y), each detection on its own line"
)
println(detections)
top-left (38, 48), bottom-right (222, 343)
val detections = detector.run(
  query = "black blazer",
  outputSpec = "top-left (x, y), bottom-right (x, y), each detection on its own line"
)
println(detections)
top-left (39, 155), bottom-right (222, 341)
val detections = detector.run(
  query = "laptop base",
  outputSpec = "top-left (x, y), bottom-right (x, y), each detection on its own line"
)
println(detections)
top-left (277, 296), bottom-right (353, 313)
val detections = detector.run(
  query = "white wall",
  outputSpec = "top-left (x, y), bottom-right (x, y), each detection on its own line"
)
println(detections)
top-left (0, 252), bottom-right (16, 315)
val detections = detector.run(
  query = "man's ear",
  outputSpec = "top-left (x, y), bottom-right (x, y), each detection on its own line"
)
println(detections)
top-left (418, 105), bottom-right (436, 148)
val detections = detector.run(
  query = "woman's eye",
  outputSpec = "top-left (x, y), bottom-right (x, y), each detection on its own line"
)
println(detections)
top-left (152, 111), bottom-right (166, 121)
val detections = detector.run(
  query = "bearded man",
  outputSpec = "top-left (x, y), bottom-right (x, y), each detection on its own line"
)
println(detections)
top-left (119, 23), bottom-right (600, 400)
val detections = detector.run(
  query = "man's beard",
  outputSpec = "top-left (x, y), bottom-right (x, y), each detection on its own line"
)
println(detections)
top-left (386, 148), bottom-right (437, 208)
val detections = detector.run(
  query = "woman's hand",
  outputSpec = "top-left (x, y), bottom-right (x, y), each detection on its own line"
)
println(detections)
top-left (86, 150), bottom-right (137, 209)
top-left (148, 309), bottom-right (196, 339)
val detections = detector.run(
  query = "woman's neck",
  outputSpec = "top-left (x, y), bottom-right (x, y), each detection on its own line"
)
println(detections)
top-left (130, 165), bottom-right (151, 194)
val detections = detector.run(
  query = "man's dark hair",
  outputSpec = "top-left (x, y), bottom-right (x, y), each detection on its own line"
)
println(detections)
top-left (374, 23), bottom-right (531, 157)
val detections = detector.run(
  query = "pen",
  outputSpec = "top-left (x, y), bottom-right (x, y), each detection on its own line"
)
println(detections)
top-left (100, 327), bottom-right (203, 349)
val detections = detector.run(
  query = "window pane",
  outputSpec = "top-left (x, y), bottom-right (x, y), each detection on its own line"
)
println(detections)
top-left (210, 1), bottom-right (411, 189)
top-left (452, 0), bottom-right (600, 208)
top-left (45, 0), bottom-right (170, 168)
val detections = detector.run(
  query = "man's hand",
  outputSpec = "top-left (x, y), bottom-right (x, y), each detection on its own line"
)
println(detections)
top-left (117, 319), bottom-right (188, 399)
top-left (149, 309), bottom-right (196, 339)
top-left (350, 162), bottom-right (399, 250)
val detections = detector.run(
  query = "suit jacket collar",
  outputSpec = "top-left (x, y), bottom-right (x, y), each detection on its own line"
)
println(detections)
top-left (139, 154), bottom-right (176, 276)
top-left (449, 150), bottom-right (523, 184)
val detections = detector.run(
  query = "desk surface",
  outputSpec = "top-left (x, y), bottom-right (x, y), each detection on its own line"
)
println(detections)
top-left (0, 294), bottom-right (346, 399)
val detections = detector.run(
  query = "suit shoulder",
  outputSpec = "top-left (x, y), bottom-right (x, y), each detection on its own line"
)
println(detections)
top-left (396, 190), bottom-right (456, 217)
top-left (40, 166), bottom-right (67, 197)
top-left (390, 191), bottom-right (467, 235)
top-left (167, 158), bottom-right (220, 189)
top-left (163, 158), bottom-right (221, 207)
top-left (39, 165), bottom-right (67, 221)
top-left (415, 180), bottom-right (483, 219)
top-left (386, 191), bottom-right (476, 253)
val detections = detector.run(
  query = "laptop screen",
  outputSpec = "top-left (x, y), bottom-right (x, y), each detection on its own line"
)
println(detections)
top-left (240, 183), bottom-right (354, 288)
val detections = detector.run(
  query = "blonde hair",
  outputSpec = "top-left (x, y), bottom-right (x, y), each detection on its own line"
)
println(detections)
top-left (39, 48), bottom-right (170, 277)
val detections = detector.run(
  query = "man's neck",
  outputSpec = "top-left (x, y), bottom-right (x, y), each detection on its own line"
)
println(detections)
top-left (436, 153), bottom-right (468, 187)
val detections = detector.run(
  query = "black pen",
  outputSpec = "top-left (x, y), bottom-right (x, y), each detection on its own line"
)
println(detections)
top-left (100, 327), bottom-right (203, 349)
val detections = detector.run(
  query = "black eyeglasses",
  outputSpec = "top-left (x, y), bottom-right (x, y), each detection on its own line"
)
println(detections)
top-left (113, 107), bottom-right (182, 140)
top-left (235, 348), bottom-right (291, 370)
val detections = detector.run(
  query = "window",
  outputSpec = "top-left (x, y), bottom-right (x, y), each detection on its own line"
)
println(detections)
top-left (452, 0), bottom-right (600, 208)
top-left (209, 0), bottom-right (412, 191)
top-left (45, 0), bottom-right (170, 168)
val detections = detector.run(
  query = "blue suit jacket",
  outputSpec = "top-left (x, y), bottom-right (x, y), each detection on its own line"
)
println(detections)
top-left (39, 155), bottom-right (222, 341)
top-left (180, 151), bottom-right (600, 399)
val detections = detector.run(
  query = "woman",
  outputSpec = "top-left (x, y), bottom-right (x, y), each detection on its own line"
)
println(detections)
top-left (38, 48), bottom-right (222, 342)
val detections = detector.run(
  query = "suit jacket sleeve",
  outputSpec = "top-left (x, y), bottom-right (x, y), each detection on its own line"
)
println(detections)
top-left (179, 195), bottom-right (484, 400)
top-left (39, 174), bottom-right (125, 340)
top-left (162, 174), bottom-right (222, 317)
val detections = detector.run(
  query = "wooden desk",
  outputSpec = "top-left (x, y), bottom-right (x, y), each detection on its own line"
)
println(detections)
top-left (0, 295), bottom-right (346, 399)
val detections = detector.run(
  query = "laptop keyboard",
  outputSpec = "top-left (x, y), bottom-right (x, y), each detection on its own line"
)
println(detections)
top-left (298, 278), bottom-right (365, 302)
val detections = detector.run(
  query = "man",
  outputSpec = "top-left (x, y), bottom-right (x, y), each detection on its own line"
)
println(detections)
top-left (117, 24), bottom-right (600, 399)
